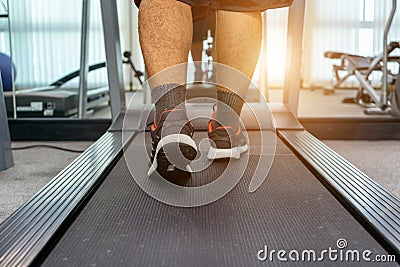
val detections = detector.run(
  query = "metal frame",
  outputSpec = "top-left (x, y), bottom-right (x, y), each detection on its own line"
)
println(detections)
top-left (0, 73), bottom-right (13, 170)
top-left (381, 0), bottom-right (397, 109)
top-left (100, 0), bottom-right (126, 121)
top-left (77, 0), bottom-right (91, 118)
top-left (4, 0), bottom-right (115, 121)
top-left (283, 0), bottom-right (400, 121)
top-left (4, 0), bottom-right (16, 120)
top-left (331, 0), bottom-right (398, 116)
top-left (279, 130), bottom-right (400, 257)
top-left (0, 131), bottom-right (133, 266)
top-left (391, 67), bottom-right (400, 117)
top-left (354, 0), bottom-right (398, 115)
top-left (3, 0), bottom-right (126, 141)
top-left (283, 0), bottom-right (306, 117)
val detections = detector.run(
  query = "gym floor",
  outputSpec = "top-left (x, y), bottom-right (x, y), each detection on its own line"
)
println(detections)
top-left (0, 88), bottom-right (399, 223)
top-left (93, 88), bottom-right (393, 119)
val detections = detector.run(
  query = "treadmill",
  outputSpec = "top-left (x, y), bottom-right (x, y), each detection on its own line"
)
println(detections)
top-left (0, 1), bottom-right (399, 266)
top-left (3, 63), bottom-right (109, 118)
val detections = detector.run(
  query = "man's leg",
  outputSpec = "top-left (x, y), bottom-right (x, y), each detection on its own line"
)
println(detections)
top-left (138, 0), bottom-right (197, 176)
top-left (216, 11), bottom-right (262, 87)
top-left (139, 0), bottom-right (192, 85)
top-left (215, 10), bottom-right (262, 111)
top-left (208, 11), bottom-right (262, 159)
top-left (139, 0), bottom-right (192, 123)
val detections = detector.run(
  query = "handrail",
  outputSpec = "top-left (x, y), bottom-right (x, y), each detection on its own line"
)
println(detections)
top-left (382, 0), bottom-right (397, 108)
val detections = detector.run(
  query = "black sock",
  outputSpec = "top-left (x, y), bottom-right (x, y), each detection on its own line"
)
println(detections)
top-left (215, 89), bottom-right (244, 128)
top-left (151, 84), bottom-right (186, 120)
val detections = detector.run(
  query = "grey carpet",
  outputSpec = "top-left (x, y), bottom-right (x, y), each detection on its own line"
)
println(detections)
top-left (0, 142), bottom-right (92, 223)
top-left (323, 140), bottom-right (400, 198)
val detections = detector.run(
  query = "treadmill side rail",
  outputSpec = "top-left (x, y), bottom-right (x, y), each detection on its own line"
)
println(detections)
top-left (0, 131), bottom-right (133, 267)
top-left (279, 130), bottom-right (400, 258)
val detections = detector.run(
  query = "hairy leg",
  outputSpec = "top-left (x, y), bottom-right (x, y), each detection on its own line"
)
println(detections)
top-left (212, 11), bottom-right (262, 133)
top-left (215, 11), bottom-right (262, 97)
top-left (139, 1), bottom-right (198, 175)
top-left (138, 0), bottom-right (192, 87)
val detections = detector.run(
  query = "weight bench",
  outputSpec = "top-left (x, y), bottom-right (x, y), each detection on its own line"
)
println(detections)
top-left (324, 41), bottom-right (400, 91)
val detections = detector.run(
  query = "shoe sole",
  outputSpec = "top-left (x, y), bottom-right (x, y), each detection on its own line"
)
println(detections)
top-left (148, 134), bottom-right (198, 176)
top-left (207, 144), bottom-right (249, 160)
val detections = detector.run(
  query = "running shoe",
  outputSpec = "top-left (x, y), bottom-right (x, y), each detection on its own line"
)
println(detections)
top-left (148, 108), bottom-right (197, 176)
top-left (207, 111), bottom-right (248, 160)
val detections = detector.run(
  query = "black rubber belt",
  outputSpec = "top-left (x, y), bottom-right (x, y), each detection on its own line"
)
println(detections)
top-left (41, 133), bottom-right (393, 266)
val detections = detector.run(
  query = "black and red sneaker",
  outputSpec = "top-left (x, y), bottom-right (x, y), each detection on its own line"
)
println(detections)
top-left (148, 108), bottom-right (197, 176)
top-left (207, 111), bottom-right (248, 160)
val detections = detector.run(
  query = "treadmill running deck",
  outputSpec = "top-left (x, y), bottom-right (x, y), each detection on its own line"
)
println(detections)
top-left (42, 131), bottom-right (393, 266)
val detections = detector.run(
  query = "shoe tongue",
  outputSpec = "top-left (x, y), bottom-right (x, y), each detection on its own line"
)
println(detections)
top-left (160, 110), bottom-right (192, 137)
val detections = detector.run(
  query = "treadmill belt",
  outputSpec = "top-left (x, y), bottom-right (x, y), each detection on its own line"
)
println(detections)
top-left (42, 132), bottom-right (391, 266)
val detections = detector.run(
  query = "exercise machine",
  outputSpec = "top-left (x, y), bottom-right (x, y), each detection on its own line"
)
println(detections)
top-left (0, 3), bottom-right (12, 160)
top-left (0, 1), bottom-right (399, 266)
top-left (123, 51), bottom-right (144, 87)
top-left (1, 0), bottom-right (109, 118)
top-left (2, 57), bottom-right (142, 118)
top-left (0, 73), bottom-right (13, 171)
top-left (324, 42), bottom-right (400, 113)
top-left (3, 0), bottom-right (141, 119)
top-left (0, 53), bottom-right (16, 92)
top-left (324, 42), bottom-right (400, 92)
top-left (3, 63), bottom-right (109, 118)
top-left (324, 0), bottom-right (400, 117)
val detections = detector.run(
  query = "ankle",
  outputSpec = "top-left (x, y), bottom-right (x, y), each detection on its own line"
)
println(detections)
top-left (151, 84), bottom-right (186, 119)
top-left (216, 89), bottom-right (244, 114)
top-left (215, 89), bottom-right (244, 128)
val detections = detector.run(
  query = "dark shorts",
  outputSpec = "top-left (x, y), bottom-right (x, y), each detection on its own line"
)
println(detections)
top-left (134, 0), bottom-right (293, 12)
top-left (192, 9), bottom-right (216, 42)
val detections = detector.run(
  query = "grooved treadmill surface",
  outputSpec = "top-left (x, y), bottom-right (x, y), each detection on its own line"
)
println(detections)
top-left (42, 132), bottom-right (392, 267)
